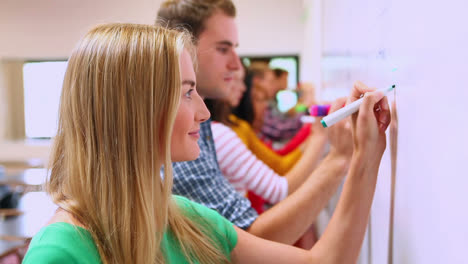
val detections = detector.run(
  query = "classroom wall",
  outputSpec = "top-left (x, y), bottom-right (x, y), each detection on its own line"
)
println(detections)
top-left (235, 0), bottom-right (305, 56)
top-left (0, 0), bottom-right (306, 59)
top-left (323, 0), bottom-right (468, 263)
top-left (0, 0), bottom-right (316, 161)
top-left (0, 64), bottom-right (6, 141)
top-left (0, 0), bottom-right (161, 59)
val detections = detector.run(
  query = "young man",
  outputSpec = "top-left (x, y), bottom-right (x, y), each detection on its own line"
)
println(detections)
top-left (156, 0), bottom-right (352, 245)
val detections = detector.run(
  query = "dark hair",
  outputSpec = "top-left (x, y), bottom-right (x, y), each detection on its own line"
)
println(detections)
top-left (232, 70), bottom-right (255, 125)
top-left (156, 0), bottom-right (236, 40)
top-left (206, 68), bottom-right (256, 127)
top-left (272, 68), bottom-right (288, 78)
top-left (204, 98), bottom-right (235, 126)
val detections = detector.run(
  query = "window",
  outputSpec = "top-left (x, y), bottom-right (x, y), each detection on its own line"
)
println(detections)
top-left (23, 61), bottom-right (68, 139)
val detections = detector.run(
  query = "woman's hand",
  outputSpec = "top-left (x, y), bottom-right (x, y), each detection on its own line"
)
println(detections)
top-left (348, 81), bottom-right (391, 159)
top-left (327, 97), bottom-right (353, 160)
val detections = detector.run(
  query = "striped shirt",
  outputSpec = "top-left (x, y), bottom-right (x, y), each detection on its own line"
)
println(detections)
top-left (212, 121), bottom-right (288, 204)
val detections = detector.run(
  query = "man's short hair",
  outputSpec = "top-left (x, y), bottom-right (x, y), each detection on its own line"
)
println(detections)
top-left (272, 68), bottom-right (288, 78)
top-left (249, 62), bottom-right (271, 80)
top-left (156, 0), bottom-right (236, 40)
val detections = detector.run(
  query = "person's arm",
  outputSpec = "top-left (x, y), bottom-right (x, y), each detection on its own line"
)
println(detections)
top-left (281, 120), bottom-right (328, 194)
top-left (234, 118), bottom-right (327, 177)
top-left (246, 150), bottom-right (348, 244)
top-left (274, 124), bottom-right (311, 156)
top-left (212, 122), bottom-right (288, 204)
top-left (232, 81), bottom-right (391, 263)
top-left (231, 154), bottom-right (378, 263)
top-left (215, 120), bottom-right (327, 200)
top-left (245, 97), bottom-right (353, 244)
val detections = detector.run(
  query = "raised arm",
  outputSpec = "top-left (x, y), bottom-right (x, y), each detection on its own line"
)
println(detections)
top-left (245, 97), bottom-right (353, 244)
top-left (212, 121), bottom-right (288, 204)
top-left (213, 119), bottom-right (327, 204)
top-left (282, 119), bottom-right (328, 193)
top-left (232, 81), bottom-right (391, 263)
top-left (274, 124), bottom-right (311, 156)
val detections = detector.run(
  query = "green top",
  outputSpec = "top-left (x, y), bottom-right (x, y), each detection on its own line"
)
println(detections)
top-left (22, 195), bottom-right (238, 263)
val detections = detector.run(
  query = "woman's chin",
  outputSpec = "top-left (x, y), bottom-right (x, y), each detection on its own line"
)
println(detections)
top-left (171, 148), bottom-right (200, 162)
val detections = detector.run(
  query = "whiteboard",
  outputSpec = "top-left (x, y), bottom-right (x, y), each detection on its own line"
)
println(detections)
top-left (322, 0), bottom-right (468, 263)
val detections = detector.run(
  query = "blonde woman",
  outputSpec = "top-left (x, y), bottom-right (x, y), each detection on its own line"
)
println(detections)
top-left (23, 23), bottom-right (229, 264)
top-left (23, 23), bottom-right (391, 264)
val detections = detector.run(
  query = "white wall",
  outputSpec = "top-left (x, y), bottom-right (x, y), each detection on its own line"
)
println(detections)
top-left (0, 63), bottom-right (7, 141)
top-left (0, 0), bottom-right (306, 59)
top-left (234, 0), bottom-right (304, 56)
top-left (0, 0), bottom-right (314, 160)
top-left (323, 0), bottom-right (468, 263)
top-left (0, 0), bottom-right (162, 59)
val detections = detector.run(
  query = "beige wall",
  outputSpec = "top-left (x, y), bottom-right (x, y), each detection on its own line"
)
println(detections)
top-left (0, 0), bottom-right (320, 162)
top-left (0, 0), bottom-right (162, 59)
top-left (0, 0), bottom-right (306, 59)
top-left (0, 141), bottom-right (51, 166)
top-left (0, 61), bottom-right (25, 141)
top-left (0, 63), bottom-right (6, 141)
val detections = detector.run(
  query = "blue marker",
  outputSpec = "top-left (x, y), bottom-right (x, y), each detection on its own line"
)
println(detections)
top-left (321, 85), bottom-right (395, 128)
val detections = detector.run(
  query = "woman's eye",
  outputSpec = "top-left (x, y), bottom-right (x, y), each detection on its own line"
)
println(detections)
top-left (185, 89), bottom-right (194, 99)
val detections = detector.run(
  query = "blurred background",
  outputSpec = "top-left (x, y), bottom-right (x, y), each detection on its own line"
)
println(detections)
top-left (1, 0), bottom-right (467, 263)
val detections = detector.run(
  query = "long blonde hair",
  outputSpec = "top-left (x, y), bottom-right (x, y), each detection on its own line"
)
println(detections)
top-left (47, 23), bottom-right (228, 264)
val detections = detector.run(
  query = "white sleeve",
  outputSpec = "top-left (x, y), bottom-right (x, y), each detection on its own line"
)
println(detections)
top-left (211, 122), bottom-right (288, 204)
